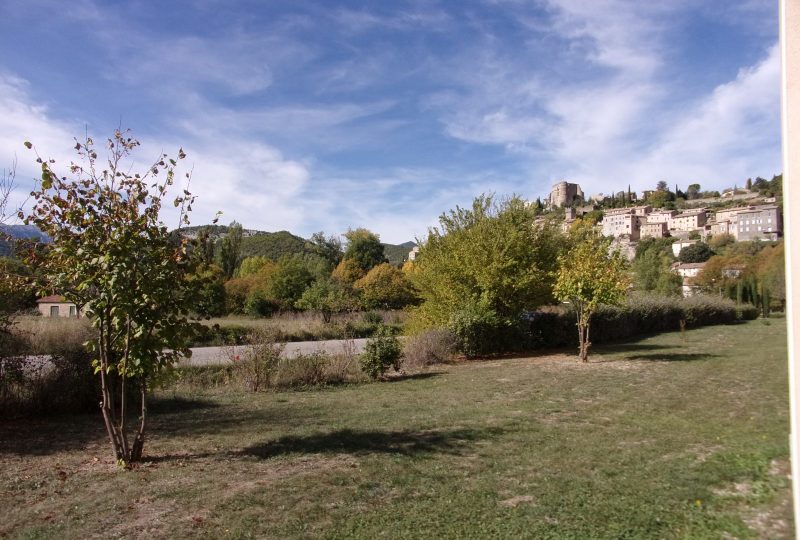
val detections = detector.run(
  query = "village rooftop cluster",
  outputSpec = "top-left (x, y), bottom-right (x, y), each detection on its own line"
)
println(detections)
top-left (526, 180), bottom-right (783, 297)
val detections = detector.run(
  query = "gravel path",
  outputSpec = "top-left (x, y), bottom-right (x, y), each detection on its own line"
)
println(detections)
top-left (179, 338), bottom-right (370, 366)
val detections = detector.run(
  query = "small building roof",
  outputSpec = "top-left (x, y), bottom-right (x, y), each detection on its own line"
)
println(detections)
top-left (36, 295), bottom-right (70, 304)
top-left (674, 262), bottom-right (707, 270)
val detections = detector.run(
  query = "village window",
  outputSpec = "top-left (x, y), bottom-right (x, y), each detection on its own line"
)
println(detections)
top-left (69, 306), bottom-right (77, 317)
top-left (50, 306), bottom-right (59, 317)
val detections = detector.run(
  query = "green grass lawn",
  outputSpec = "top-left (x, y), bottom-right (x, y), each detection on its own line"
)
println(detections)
top-left (0, 318), bottom-right (791, 538)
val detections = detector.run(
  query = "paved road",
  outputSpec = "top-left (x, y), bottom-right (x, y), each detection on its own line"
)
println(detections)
top-left (179, 338), bottom-right (370, 366)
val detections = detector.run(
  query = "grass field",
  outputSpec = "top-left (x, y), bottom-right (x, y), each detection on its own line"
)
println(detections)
top-left (0, 318), bottom-right (791, 538)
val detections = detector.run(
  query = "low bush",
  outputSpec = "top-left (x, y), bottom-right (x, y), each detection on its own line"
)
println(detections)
top-left (0, 349), bottom-right (98, 418)
top-left (737, 304), bottom-right (760, 321)
top-left (273, 351), bottom-right (329, 388)
top-left (231, 329), bottom-right (284, 392)
top-left (244, 291), bottom-right (281, 317)
top-left (192, 319), bottom-right (403, 347)
top-left (447, 303), bottom-right (516, 357)
top-left (323, 337), bottom-right (364, 384)
top-left (449, 294), bottom-right (755, 357)
top-left (172, 365), bottom-right (234, 390)
top-left (362, 311), bottom-right (384, 325)
top-left (360, 325), bottom-right (403, 379)
top-left (403, 329), bottom-right (458, 369)
top-left (194, 325), bottom-right (251, 346)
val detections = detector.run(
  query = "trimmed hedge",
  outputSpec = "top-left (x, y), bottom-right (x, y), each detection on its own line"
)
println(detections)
top-left (448, 294), bottom-right (760, 357)
top-left (191, 321), bottom-right (403, 347)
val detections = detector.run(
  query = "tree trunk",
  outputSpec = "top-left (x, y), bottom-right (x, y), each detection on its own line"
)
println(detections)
top-left (583, 319), bottom-right (591, 362)
top-left (577, 311), bottom-right (591, 362)
top-left (131, 380), bottom-right (147, 462)
top-left (99, 368), bottom-right (124, 461)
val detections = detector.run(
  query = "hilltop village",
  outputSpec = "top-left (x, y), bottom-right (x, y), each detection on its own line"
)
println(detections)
top-left (538, 179), bottom-right (781, 247)
top-left (519, 179), bottom-right (783, 296)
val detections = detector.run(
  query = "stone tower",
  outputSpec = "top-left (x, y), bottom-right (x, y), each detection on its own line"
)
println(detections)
top-left (547, 181), bottom-right (584, 208)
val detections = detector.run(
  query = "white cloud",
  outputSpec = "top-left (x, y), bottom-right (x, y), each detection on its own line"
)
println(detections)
top-left (434, 1), bottom-right (779, 198)
top-left (544, 0), bottom-right (666, 76)
top-left (0, 72), bottom-right (314, 233)
top-left (0, 74), bottom-right (84, 220)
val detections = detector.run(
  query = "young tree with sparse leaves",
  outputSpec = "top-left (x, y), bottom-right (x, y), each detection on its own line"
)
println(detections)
top-left (23, 130), bottom-right (206, 466)
top-left (555, 231), bottom-right (629, 362)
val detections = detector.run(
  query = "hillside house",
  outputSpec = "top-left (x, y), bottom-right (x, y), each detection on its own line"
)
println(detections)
top-left (668, 209), bottom-right (708, 232)
top-left (706, 219), bottom-right (735, 238)
top-left (734, 205), bottom-right (781, 241)
top-left (646, 209), bottom-right (677, 224)
top-left (602, 207), bottom-right (647, 240)
top-left (37, 295), bottom-right (81, 318)
top-left (640, 222), bottom-right (669, 239)
top-left (714, 207), bottom-right (750, 223)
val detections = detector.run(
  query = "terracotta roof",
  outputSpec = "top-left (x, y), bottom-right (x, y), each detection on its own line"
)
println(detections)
top-left (36, 295), bottom-right (70, 303)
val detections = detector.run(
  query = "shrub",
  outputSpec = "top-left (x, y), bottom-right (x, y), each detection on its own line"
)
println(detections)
top-left (353, 263), bottom-right (417, 309)
top-left (324, 337), bottom-right (365, 384)
top-left (193, 324), bottom-right (251, 346)
top-left (362, 311), bottom-right (384, 325)
top-left (0, 348), bottom-right (98, 418)
top-left (273, 351), bottom-right (329, 388)
top-left (244, 290), bottom-right (281, 317)
top-left (403, 329), bottom-right (458, 369)
top-left (173, 365), bottom-right (233, 390)
top-left (737, 304), bottom-right (759, 321)
top-left (444, 294), bottom-right (752, 356)
top-left (360, 325), bottom-right (403, 379)
top-left (231, 329), bottom-right (285, 392)
top-left (447, 303), bottom-right (516, 357)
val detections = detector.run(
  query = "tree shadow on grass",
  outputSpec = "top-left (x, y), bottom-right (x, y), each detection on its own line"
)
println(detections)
top-left (239, 427), bottom-right (503, 459)
top-left (384, 372), bottom-right (444, 383)
top-left (2, 397), bottom-right (264, 457)
top-left (0, 415), bottom-right (106, 456)
top-left (148, 396), bottom-right (220, 414)
top-left (594, 342), bottom-right (680, 354)
top-left (624, 352), bottom-right (721, 362)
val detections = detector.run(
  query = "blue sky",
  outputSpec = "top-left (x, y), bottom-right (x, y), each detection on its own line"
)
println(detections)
top-left (0, 0), bottom-right (780, 243)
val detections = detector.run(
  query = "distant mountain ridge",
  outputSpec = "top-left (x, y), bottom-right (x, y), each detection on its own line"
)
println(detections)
top-left (180, 225), bottom-right (415, 265)
top-left (0, 225), bottom-right (50, 256)
top-left (0, 224), bottom-right (50, 242)
top-left (0, 223), bottom-right (416, 265)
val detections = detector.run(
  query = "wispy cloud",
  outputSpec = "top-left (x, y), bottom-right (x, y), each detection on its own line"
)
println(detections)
top-left (0, 74), bottom-right (84, 219)
top-left (431, 0), bottom-right (778, 196)
top-left (0, 1), bottom-right (781, 241)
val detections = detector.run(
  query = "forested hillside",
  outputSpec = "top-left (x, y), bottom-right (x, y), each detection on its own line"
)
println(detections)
top-left (182, 225), bottom-right (413, 264)
top-left (241, 231), bottom-right (310, 260)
